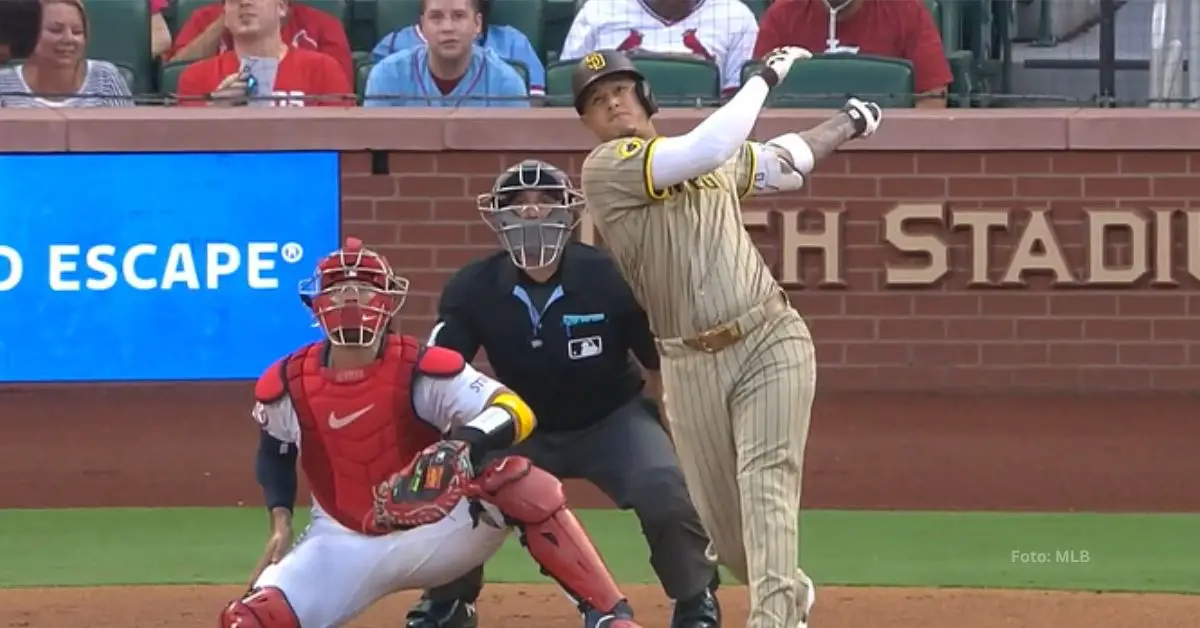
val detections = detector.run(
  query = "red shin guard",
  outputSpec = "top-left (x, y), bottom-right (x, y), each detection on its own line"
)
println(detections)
top-left (469, 456), bottom-right (626, 613)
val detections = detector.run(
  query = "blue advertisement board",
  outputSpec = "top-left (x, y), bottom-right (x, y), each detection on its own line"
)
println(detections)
top-left (0, 152), bottom-right (340, 383)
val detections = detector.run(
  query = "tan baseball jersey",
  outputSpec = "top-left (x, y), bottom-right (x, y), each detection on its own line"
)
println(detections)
top-left (580, 137), bottom-right (779, 339)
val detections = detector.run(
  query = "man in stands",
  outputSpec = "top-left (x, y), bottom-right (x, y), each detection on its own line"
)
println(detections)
top-left (168, 0), bottom-right (352, 84)
top-left (0, 0), bottom-right (40, 64)
top-left (364, 0), bottom-right (528, 107)
top-left (754, 0), bottom-right (952, 107)
top-left (371, 0), bottom-right (545, 97)
top-left (176, 0), bottom-right (352, 107)
top-left (561, 0), bottom-right (758, 96)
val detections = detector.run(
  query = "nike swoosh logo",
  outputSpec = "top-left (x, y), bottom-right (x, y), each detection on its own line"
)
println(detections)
top-left (328, 404), bottom-right (375, 429)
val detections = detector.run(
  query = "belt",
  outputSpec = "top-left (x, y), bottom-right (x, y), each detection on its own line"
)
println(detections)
top-left (661, 293), bottom-right (789, 355)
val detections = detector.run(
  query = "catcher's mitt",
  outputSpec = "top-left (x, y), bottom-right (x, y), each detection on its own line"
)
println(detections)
top-left (367, 440), bottom-right (475, 532)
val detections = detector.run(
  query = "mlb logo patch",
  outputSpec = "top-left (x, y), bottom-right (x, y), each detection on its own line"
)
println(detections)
top-left (567, 336), bottom-right (603, 360)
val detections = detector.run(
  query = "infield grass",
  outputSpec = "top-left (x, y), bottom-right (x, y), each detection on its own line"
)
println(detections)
top-left (1, 508), bottom-right (1197, 593)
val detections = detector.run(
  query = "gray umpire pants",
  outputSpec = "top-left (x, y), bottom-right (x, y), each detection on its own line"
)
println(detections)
top-left (426, 396), bottom-right (717, 603)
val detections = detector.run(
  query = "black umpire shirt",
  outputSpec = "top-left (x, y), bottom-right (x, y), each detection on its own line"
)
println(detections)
top-left (433, 242), bottom-right (660, 432)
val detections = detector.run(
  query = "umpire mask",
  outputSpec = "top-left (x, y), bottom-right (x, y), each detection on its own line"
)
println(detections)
top-left (477, 160), bottom-right (585, 270)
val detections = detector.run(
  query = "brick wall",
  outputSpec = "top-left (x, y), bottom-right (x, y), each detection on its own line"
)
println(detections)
top-left (341, 147), bottom-right (1200, 393)
top-left (11, 107), bottom-right (1199, 392)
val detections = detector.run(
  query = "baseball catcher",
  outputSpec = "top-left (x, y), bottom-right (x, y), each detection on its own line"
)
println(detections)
top-left (217, 237), bottom-right (645, 628)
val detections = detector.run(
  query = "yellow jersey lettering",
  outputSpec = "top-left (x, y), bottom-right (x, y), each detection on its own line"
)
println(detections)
top-left (659, 173), bottom-right (725, 198)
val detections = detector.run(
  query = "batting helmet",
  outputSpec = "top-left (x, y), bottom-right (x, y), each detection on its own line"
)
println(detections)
top-left (571, 50), bottom-right (659, 117)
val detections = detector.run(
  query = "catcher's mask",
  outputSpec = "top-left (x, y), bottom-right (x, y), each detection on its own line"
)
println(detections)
top-left (477, 160), bottom-right (585, 270)
top-left (298, 237), bottom-right (409, 347)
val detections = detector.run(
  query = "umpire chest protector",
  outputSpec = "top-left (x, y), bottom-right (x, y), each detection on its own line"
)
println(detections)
top-left (255, 335), bottom-right (458, 534)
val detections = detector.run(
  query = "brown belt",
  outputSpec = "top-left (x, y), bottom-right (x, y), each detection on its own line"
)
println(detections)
top-left (673, 293), bottom-right (789, 354)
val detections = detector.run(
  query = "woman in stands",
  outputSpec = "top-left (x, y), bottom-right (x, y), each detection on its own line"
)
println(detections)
top-left (0, 0), bottom-right (133, 108)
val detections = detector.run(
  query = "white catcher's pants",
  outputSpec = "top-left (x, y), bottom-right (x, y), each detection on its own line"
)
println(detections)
top-left (254, 498), bottom-right (510, 627)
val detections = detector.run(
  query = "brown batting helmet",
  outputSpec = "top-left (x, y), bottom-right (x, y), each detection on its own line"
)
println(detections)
top-left (571, 50), bottom-right (659, 117)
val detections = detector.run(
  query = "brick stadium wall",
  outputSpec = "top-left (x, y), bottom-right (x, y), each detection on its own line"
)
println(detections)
top-left (8, 108), bottom-right (1200, 392)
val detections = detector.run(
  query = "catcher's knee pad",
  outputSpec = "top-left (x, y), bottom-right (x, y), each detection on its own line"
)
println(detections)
top-left (475, 456), bottom-right (627, 616)
top-left (217, 587), bottom-right (299, 628)
top-left (474, 456), bottom-right (563, 523)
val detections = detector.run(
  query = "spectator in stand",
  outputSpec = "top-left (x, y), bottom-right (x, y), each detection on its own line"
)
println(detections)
top-left (364, 0), bottom-right (527, 108)
top-left (754, 0), bottom-right (953, 107)
top-left (167, 0), bottom-right (352, 83)
top-left (175, 0), bottom-right (352, 107)
top-left (0, 0), bottom-right (41, 65)
top-left (0, 0), bottom-right (133, 108)
top-left (151, 0), bottom-right (173, 58)
top-left (561, 0), bottom-right (758, 96)
top-left (371, 0), bottom-right (545, 96)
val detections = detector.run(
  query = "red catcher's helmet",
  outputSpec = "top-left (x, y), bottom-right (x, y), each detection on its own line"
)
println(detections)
top-left (299, 237), bottom-right (408, 347)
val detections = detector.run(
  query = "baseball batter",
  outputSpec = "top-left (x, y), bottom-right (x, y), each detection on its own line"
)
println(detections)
top-left (571, 49), bottom-right (883, 628)
top-left (218, 237), bottom-right (646, 628)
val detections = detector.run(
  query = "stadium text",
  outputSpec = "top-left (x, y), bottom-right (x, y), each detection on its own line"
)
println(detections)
top-left (0, 241), bottom-right (306, 292)
top-left (580, 205), bottom-right (1200, 288)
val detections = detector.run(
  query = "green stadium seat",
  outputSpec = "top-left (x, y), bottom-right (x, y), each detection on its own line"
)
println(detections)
top-left (490, 0), bottom-right (544, 57)
top-left (346, 0), bottom-right (378, 52)
top-left (946, 49), bottom-right (974, 107)
top-left (542, 0), bottom-right (577, 62)
top-left (741, 55), bottom-right (916, 108)
top-left (357, 61), bottom-right (373, 99)
top-left (742, 0), bottom-right (771, 19)
top-left (546, 55), bottom-right (721, 108)
top-left (373, 0), bottom-right (420, 39)
top-left (296, 0), bottom-right (349, 23)
top-left (506, 59), bottom-right (529, 89)
top-left (159, 59), bottom-right (195, 95)
top-left (923, 0), bottom-right (977, 107)
top-left (353, 50), bottom-right (372, 70)
top-left (114, 63), bottom-right (138, 94)
top-left (83, 0), bottom-right (153, 93)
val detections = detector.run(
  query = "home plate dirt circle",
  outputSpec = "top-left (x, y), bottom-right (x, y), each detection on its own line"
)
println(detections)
top-left (4, 585), bottom-right (1200, 627)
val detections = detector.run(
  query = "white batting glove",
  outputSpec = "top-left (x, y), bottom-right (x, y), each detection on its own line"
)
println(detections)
top-left (758, 46), bottom-right (813, 87)
top-left (842, 97), bottom-right (882, 139)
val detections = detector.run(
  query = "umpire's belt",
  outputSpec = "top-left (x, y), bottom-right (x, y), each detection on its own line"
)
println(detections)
top-left (658, 293), bottom-right (789, 355)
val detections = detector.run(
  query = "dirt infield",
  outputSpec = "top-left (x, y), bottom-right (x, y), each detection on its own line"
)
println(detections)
top-left (3, 386), bottom-right (1199, 625)
top-left (5, 584), bottom-right (1200, 628)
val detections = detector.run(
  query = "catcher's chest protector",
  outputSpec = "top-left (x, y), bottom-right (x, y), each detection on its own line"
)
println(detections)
top-left (285, 335), bottom-right (442, 534)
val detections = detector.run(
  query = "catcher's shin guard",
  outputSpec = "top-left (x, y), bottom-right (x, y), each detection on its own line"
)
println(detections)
top-left (217, 587), bottom-right (300, 628)
top-left (471, 456), bottom-right (627, 615)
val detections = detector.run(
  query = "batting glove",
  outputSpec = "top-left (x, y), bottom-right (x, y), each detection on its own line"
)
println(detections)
top-left (842, 97), bottom-right (882, 139)
top-left (757, 46), bottom-right (813, 88)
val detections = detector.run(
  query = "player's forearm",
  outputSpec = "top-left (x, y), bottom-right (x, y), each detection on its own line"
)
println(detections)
top-left (648, 76), bottom-right (771, 188)
top-left (796, 113), bottom-right (860, 164)
top-left (255, 431), bottom-right (298, 514)
top-left (757, 112), bottom-right (857, 182)
top-left (449, 389), bottom-right (536, 466)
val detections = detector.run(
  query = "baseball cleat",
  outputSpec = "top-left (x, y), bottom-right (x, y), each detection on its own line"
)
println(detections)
top-left (583, 600), bottom-right (641, 628)
top-left (800, 572), bottom-right (816, 627)
top-left (670, 586), bottom-right (721, 628)
top-left (404, 597), bottom-right (478, 628)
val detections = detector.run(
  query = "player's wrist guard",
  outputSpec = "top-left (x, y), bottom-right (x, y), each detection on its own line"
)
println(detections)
top-left (841, 100), bottom-right (882, 139)
top-left (755, 66), bottom-right (781, 89)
